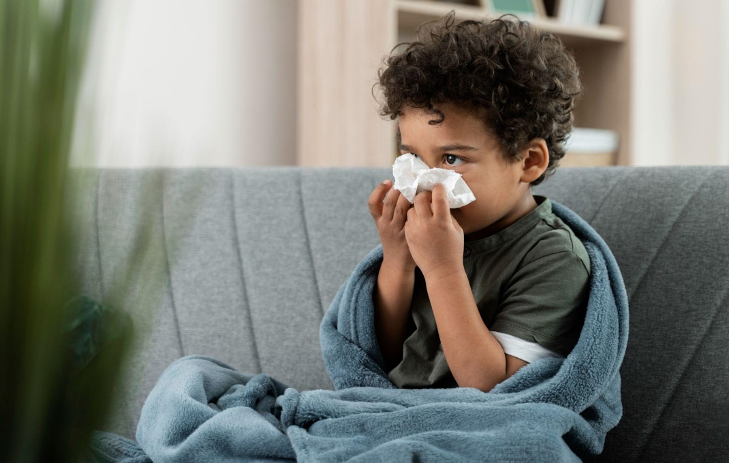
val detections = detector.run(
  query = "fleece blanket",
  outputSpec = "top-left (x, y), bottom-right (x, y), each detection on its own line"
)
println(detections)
top-left (89, 200), bottom-right (629, 462)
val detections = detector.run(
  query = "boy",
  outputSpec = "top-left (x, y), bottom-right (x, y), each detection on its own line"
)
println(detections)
top-left (367, 13), bottom-right (590, 392)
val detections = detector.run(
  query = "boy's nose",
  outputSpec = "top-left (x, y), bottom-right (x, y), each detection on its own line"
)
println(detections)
top-left (420, 157), bottom-right (437, 169)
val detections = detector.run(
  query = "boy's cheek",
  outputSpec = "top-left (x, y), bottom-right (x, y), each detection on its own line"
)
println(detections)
top-left (451, 209), bottom-right (473, 229)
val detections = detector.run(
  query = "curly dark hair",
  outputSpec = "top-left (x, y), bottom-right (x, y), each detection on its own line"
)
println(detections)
top-left (374, 12), bottom-right (583, 186)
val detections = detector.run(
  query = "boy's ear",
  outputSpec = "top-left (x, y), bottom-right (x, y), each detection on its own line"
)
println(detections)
top-left (519, 138), bottom-right (549, 184)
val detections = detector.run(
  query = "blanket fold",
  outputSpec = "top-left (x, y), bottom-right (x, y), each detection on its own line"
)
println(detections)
top-left (90, 200), bottom-right (628, 462)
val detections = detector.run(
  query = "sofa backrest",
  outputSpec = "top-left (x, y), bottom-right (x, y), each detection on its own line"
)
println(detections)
top-left (67, 166), bottom-right (729, 462)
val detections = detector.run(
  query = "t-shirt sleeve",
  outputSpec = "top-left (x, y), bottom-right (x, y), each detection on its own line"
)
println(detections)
top-left (490, 331), bottom-right (564, 363)
top-left (489, 250), bottom-right (590, 357)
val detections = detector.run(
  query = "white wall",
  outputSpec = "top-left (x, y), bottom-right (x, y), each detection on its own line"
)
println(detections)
top-left (631, 0), bottom-right (729, 166)
top-left (722, 0), bottom-right (729, 166)
top-left (71, 0), bottom-right (297, 167)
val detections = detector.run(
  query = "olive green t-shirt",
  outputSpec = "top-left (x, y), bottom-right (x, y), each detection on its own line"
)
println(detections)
top-left (387, 195), bottom-right (591, 389)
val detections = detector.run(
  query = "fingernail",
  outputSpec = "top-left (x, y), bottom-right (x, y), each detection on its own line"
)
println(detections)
top-left (382, 180), bottom-right (392, 186)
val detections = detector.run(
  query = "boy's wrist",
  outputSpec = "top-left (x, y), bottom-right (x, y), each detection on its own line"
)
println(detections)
top-left (422, 265), bottom-right (467, 287)
top-left (380, 255), bottom-right (416, 274)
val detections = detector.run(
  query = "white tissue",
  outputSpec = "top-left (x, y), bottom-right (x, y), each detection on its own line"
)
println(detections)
top-left (392, 153), bottom-right (476, 208)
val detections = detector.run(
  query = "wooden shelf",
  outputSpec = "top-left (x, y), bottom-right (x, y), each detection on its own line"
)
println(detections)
top-left (297, 0), bottom-right (633, 168)
top-left (397, 0), bottom-right (625, 48)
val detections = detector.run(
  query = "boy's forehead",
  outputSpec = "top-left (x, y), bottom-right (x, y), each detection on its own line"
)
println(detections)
top-left (399, 103), bottom-right (488, 131)
top-left (397, 117), bottom-right (486, 144)
top-left (400, 101), bottom-right (482, 119)
top-left (397, 116), bottom-right (500, 154)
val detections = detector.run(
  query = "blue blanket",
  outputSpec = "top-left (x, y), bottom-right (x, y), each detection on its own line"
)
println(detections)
top-left (90, 201), bottom-right (628, 462)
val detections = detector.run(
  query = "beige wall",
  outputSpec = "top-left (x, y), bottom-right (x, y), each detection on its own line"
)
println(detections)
top-left (632, 0), bottom-right (729, 166)
top-left (72, 0), bottom-right (297, 167)
top-left (297, 0), bottom-right (396, 167)
top-left (71, 0), bottom-right (729, 168)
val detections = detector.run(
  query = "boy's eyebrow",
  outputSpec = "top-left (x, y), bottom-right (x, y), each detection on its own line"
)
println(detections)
top-left (399, 143), bottom-right (479, 152)
top-left (396, 128), bottom-right (479, 152)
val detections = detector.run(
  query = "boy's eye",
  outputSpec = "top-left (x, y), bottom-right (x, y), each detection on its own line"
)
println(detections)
top-left (445, 154), bottom-right (464, 166)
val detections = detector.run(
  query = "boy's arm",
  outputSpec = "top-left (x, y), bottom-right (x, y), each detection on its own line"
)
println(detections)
top-left (368, 180), bottom-right (417, 373)
top-left (425, 272), bottom-right (509, 391)
top-left (374, 263), bottom-right (415, 372)
top-left (404, 185), bottom-right (516, 392)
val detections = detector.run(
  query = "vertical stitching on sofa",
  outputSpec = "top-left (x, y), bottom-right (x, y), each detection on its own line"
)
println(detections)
top-left (298, 171), bottom-right (326, 318)
top-left (626, 170), bottom-right (716, 459)
top-left (231, 172), bottom-right (262, 373)
top-left (161, 170), bottom-right (185, 357)
top-left (95, 170), bottom-right (105, 302)
top-left (626, 171), bottom-right (715, 302)
top-left (637, 285), bottom-right (729, 461)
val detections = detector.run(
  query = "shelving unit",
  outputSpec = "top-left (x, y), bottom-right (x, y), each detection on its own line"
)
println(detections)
top-left (397, 0), bottom-right (625, 47)
top-left (297, 0), bottom-right (632, 167)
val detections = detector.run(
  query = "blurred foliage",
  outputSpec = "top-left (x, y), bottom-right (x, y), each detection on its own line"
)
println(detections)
top-left (0, 0), bottom-right (163, 461)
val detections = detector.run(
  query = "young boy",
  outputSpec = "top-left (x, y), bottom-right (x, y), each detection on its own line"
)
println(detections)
top-left (368, 13), bottom-right (590, 392)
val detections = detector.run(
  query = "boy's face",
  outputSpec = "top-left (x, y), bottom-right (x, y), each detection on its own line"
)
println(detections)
top-left (398, 102), bottom-right (536, 240)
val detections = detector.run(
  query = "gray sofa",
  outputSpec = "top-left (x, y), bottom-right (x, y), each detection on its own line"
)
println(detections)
top-left (68, 166), bottom-right (729, 462)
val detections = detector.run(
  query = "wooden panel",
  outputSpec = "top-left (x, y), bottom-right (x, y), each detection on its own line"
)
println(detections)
top-left (560, 152), bottom-right (616, 167)
top-left (570, 0), bottom-right (632, 165)
top-left (298, 0), bottom-right (397, 167)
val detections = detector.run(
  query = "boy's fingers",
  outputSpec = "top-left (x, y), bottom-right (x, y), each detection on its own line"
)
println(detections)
top-left (406, 206), bottom-right (416, 222)
top-left (382, 184), bottom-right (400, 218)
top-left (393, 190), bottom-right (411, 225)
top-left (432, 184), bottom-right (450, 220)
top-left (414, 190), bottom-right (432, 217)
top-left (367, 180), bottom-right (391, 218)
top-left (451, 213), bottom-right (463, 233)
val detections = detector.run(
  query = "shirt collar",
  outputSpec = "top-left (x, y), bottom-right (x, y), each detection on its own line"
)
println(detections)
top-left (464, 195), bottom-right (552, 255)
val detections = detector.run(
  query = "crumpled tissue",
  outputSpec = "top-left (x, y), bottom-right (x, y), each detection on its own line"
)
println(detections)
top-left (392, 153), bottom-right (476, 208)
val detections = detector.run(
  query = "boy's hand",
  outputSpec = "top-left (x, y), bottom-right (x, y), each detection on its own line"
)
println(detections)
top-left (404, 183), bottom-right (464, 280)
top-left (368, 180), bottom-right (416, 273)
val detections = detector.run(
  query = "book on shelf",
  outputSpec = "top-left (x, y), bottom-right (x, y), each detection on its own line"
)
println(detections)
top-left (564, 127), bottom-right (618, 152)
top-left (551, 0), bottom-right (605, 25)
